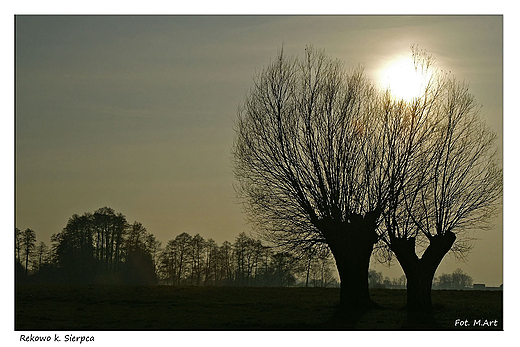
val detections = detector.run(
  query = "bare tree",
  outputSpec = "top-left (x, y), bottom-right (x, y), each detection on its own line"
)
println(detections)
top-left (377, 47), bottom-right (502, 326)
top-left (125, 222), bottom-right (148, 253)
top-left (34, 241), bottom-right (49, 272)
top-left (270, 251), bottom-right (299, 287)
top-left (15, 228), bottom-right (21, 263)
top-left (203, 238), bottom-right (218, 285)
top-left (20, 228), bottom-right (37, 275)
top-left (368, 270), bottom-right (384, 288)
top-left (233, 232), bottom-right (258, 286)
top-left (303, 248), bottom-right (337, 288)
top-left (190, 234), bottom-right (206, 286)
top-left (158, 240), bottom-right (177, 285)
top-left (233, 46), bottom-right (386, 314)
top-left (218, 241), bottom-right (234, 285)
top-left (311, 252), bottom-right (337, 288)
top-left (144, 233), bottom-right (162, 277)
top-left (172, 232), bottom-right (192, 285)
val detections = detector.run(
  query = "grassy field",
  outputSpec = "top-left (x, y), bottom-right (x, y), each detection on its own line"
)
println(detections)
top-left (15, 284), bottom-right (502, 330)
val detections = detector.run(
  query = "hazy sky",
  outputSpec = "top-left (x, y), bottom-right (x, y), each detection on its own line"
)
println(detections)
top-left (15, 15), bottom-right (503, 285)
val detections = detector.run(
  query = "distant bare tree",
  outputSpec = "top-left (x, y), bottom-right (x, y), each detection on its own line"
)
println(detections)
top-left (435, 269), bottom-right (473, 290)
top-left (158, 240), bottom-right (176, 285)
top-left (190, 234), bottom-right (206, 286)
top-left (34, 241), bottom-right (49, 272)
top-left (368, 270), bottom-right (384, 288)
top-left (159, 233), bottom-right (193, 285)
top-left (391, 275), bottom-right (407, 289)
top-left (303, 249), bottom-right (337, 288)
top-left (15, 228), bottom-right (22, 264)
top-left (270, 252), bottom-right (299, 287)
top-left (203, 238), bottom-right (219, 285)
top-left (20, 228), bottom-right (36, 275)
top-left (233, 232), bottom-right (262, 286)
top-left (218, 241), bottom-right (234, 285)
top-left (315, 253), bottom-right (337, 288)
top-left (145, 233), bottom-right (162, 277)
top-left (125, 222), bottom-right (148, 253)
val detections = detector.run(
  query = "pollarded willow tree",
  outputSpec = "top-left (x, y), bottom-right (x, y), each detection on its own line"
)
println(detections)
top-left (374, 47), bottom-right (502, 326)
top-left (233, 47), bottom-right (392, 314)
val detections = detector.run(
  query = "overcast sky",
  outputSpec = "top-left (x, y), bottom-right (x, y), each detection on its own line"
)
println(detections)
top-left (14, 15), bottom-right (503, 285)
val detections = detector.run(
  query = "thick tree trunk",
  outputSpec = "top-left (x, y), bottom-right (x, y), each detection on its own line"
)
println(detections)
top-left (332, 238), bottom-right (373, 312)
top-left (390, 231), bottom-right (456, 328)
top-left (403, 264), bottom-right (437, 326)
top-left (318, 212), bottom-right (379, 321)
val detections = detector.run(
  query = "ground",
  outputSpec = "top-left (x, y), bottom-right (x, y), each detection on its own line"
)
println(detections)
top-left (15, 284), bottom-right (502, 330)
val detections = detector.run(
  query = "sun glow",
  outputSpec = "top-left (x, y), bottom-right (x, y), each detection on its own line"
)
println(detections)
top-left (379, 55), bottom-right (429, 101)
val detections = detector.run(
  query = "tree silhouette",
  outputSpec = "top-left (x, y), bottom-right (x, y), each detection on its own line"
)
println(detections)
top-left (450, 269), bottom-right (473, 289)
top-left (304, 248), bottom-right (336, 288)
top-left (34, 241), bottom-right (49, 272)
top-left (374, 47), bottom-right (502, 327)
top-left (159, 232), bottom-right (193, 285)
top-left (52, 213), bottom-right (97, 283)
top-left (15, 228), bottom-right (22, 264)
top-left (144, 232), bottom-right (162, 277)
top-left (233, 232), bottom-right (263, 286)
top-left (190, 234), bottom-right (206, 285)
top-left (217, 241), bottom-right (234, 285)
top-left (126, 221), bottom-right (148, 253)
top-left (203, 238), bottom-right (219, 285)
top-left (123, 246), bottom-right (157, 285)
top-left (233, 46), bottom-right (387, 315)
top-left (435, 269), bottom-right (473, 290)
top-left (123, 221), bottom-right (158, 284)
top-left (368, 270), bottom-right (385, 289)
top-left (20, 228), bottom-right (36, 276)
top-left (270, 252), bottom-right (299, 287)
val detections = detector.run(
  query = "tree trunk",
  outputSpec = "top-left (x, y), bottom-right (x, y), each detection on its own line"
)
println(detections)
top-left (319, 213), bottom-right (379, 321)
top-left (403, 263), bottom-right (437, 326)
top-left (390, 231), bottom-right (456, 328)
top-left (332, 238), bottom-right (373, 312)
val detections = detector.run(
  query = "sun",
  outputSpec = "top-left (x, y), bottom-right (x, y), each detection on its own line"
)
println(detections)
top-left (379, 55), bottom-right (429, 101)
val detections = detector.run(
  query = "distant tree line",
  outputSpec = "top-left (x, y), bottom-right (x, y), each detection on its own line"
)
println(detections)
top-left (157, 231), bottom-right (338, 287)
top-left (15, 207), bottom-right (340, 287)
top-left (368, 270), bottom-right (407, 289)
top-left (15, 206), bottom-right (474, 290)
top-left (367, 268), bottom-right (473, 290)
